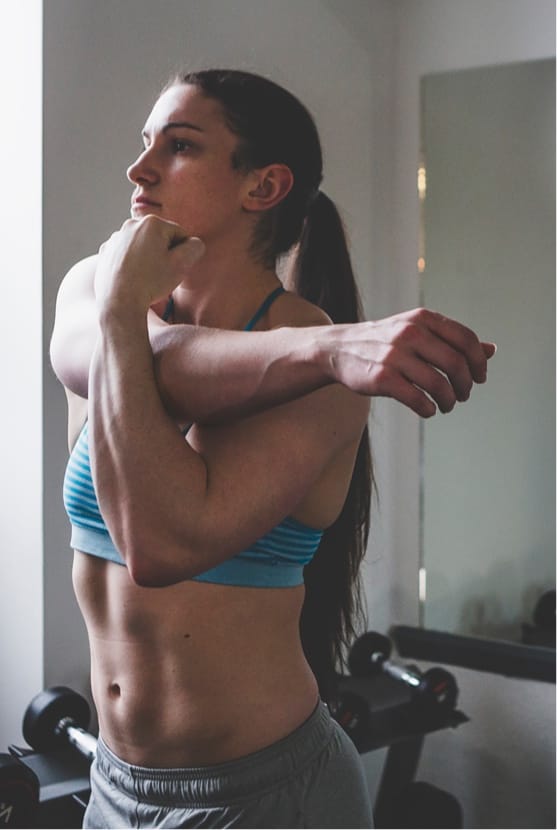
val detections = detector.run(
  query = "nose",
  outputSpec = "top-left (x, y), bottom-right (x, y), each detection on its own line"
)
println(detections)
top-left (126, 147), bottom-right (159, 186)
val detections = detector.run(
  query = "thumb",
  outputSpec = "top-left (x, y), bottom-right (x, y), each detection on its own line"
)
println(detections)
top-left (162, 219), bottom-right (204, 265)
top-left (176, 236), bottom-right (205, 267)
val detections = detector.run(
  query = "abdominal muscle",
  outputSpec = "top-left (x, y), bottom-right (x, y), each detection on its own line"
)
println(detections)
top-left (72, 549), bottom-right (320, 768)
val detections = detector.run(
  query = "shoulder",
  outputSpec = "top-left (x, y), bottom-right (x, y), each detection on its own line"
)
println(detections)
top-left (262, 289), bottom-right (369, 436)
top-left (56, 254), bottom-right (98, 303)
top-left (271, 289), bottom-right (369, 419)
top-left (267, 289), bottom-right (332, 330)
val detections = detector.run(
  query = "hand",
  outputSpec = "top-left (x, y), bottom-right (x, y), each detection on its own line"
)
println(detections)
top-left (94, 216), bottom-right (205, 313)
top-left (324, 308), bottom-right (496, 417)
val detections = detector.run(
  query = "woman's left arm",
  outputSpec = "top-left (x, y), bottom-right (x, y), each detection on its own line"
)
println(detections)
top-left (90, 216), bottom-right (366, 587)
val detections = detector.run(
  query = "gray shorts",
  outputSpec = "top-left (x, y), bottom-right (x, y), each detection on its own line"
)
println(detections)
top-left (83, 700), bottom-right (374, 828)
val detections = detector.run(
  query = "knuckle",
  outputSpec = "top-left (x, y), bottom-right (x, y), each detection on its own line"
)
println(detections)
top-left (396, 321), bottom-right (420, 345)
top-left (408, 306), bottom-right (429, 323)
top-left (372, 363), bottom-right (396, 386)
top-left (381, 343), bottom-right (398, 363)
top-left (141, 214), bottom-right (160, 230)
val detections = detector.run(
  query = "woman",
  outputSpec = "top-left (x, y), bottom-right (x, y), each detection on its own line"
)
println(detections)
top-left (50, 69), bottom-right (494, 828)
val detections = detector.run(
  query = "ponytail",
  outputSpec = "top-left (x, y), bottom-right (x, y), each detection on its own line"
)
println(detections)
top-left (291, 192), bottom-right (363, 324)
top-left (292, 192), bottom-right (374, 702)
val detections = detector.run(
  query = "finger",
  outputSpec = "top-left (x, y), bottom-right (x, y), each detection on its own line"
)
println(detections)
top-left (413, 334), bottom-right (475, 401)
top-left (390, 319), bottom-right (475, 402)
top-left (482, 341), bottom-right (497, 360)
top-left (395, 352), bottom-right (458, 413)
top-left (411, 310), bottom-right (490, 384)
top-left (175, 236), bottom-right (205, 267)
top-left (144, 216), bottom-right (189, 250)
top-left (137, 214), bottom-right (186, 248)
top-left (370, 364), bottom-right (437, 418)
top-left (157, 220), bottom-right (204, 265)
top-left (167, 227), bottom-right (190, 250)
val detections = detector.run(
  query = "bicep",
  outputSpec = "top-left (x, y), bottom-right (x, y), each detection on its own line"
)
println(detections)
top-left (187, 384), bottom-right (369, 559)
top-left (50, 255), bottom-right (99, 397)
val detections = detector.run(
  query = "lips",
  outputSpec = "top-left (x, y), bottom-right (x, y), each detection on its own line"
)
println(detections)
top-left (132, 195), bottom-right (162, 208)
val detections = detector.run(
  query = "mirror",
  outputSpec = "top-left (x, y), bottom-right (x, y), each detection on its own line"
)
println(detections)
top-left (419, 59), bottom-right (555, 645)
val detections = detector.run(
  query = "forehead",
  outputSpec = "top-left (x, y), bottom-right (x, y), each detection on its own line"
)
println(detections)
top-left (143, 84), bottom-right (228, 134)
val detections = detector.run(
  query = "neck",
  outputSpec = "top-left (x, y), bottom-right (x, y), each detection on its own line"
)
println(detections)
top-left (169, 241), bottom-right (282, 330)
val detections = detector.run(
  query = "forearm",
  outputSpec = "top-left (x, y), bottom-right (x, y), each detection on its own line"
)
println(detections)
top-left (150, 320), bottom-right (335, 423)
top-left (52, 289), bottom-right (335, 421)
top-left (90, 306), bottom-right (208, 586)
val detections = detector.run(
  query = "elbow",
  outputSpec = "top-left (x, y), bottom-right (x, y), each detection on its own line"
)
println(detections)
top-left (129, 565), bottom-right (177, 589)
top-left (125, 537), bottom-right (199, 589)
top-left (117, 499), bottom-right (217, 588)
top-left (153, 351), bottom-right (185, 420)
top-left (127, 557), bottom-right (183, 589)
top-left (126, 546), bottom-right (182, 588)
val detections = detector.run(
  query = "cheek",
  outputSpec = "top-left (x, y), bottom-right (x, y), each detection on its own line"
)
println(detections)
top-left (168, 167), bottom-right (244, 232)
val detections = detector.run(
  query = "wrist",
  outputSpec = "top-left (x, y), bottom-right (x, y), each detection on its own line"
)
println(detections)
top-left (307, 324), bottom-right (337, 383)
top-left (98, 295), bottom-right (148, 331)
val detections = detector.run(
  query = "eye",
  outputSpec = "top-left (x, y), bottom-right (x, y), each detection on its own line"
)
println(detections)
top-left (172, 138), bottom-right (194, 153)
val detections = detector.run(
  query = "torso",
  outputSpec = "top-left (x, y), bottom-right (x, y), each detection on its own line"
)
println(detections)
top-left (72, 549), bottom-right (318, 766)
top-left (66, 288), bottom-right (367, 767)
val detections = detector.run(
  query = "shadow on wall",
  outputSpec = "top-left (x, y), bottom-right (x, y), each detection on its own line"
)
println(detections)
top-left (426, 547), bottom-right (554, 642)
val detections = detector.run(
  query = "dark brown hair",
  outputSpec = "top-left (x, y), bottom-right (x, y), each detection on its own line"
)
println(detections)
top-left (167, 69), bottom-right (373, 700)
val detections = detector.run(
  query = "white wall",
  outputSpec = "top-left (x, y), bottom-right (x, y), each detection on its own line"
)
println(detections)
top-left (391, 2), bottom-right (555, 827)
top-left (391, 0), bottom-right (556, 628)
top-left (0, 0), bottom-right (44, 748)
top-left (422, 59), bottom-right (555, 640)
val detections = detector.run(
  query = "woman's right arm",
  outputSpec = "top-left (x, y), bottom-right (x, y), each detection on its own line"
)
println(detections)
top-left (50, 255), bottom-right (99, 399)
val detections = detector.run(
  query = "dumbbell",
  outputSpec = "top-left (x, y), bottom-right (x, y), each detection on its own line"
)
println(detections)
top-left (0, 754), bottom-right (40, 828)
top-left (348, 632), bottom-right (458, 710)
top-left (329, 691), bottom-right (370, 741)
top-left (23, 687), bottom-right (97, 762)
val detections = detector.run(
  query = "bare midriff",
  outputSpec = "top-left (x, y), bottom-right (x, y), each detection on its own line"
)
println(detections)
top-left (72, 550), bottom-right (320, 768)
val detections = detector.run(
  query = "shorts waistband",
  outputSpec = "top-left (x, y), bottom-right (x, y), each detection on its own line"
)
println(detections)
top-left (94, 700), bottom-right (335, 808)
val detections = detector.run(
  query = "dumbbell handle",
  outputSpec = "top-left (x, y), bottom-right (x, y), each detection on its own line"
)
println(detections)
top-left (56, 717), bottom-right (97, 761)
top-left (371, 652), bottom-right (422, 688)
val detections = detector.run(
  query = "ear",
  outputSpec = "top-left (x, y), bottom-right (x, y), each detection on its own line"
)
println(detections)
top-left (242, 164), bottom-right (294, 213)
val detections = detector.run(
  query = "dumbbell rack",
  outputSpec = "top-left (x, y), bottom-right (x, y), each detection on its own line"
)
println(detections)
top-left (6, 744), bottom-right (90, 828)
top-left (6, 675), bottom-right (468, 828)
top-left (337, 672), bottom-right (468, 826)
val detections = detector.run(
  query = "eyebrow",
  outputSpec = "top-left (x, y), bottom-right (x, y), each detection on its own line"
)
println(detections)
top-left (142, 121), bottom-right (205, 139)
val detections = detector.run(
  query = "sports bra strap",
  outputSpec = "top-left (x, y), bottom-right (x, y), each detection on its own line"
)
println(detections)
top-left (243, 286), bottom-right (285, 331)
top-left (163, 286), bottom-right (285, 329)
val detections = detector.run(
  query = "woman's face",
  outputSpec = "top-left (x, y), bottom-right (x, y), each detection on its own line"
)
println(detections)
top-left (128, 84), bottom-right (250, 243)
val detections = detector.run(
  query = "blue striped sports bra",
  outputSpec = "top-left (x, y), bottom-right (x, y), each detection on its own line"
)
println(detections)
top-left (63, 286), bottom-right (324, 588)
